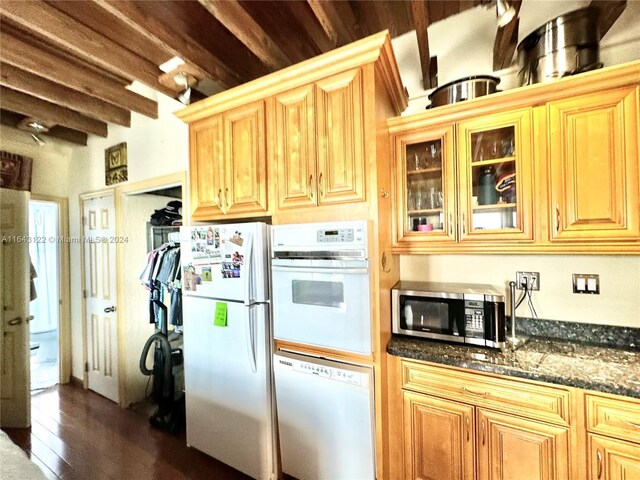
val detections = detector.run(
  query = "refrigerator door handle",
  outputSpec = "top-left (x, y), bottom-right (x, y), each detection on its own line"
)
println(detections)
top-left (243, 233), bottom-right (254, 306)
top-left (246, 305), bottom-right (258, 374)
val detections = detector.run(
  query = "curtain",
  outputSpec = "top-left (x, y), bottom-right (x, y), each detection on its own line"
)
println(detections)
top-left (28, 201), bottom-right (59, 334)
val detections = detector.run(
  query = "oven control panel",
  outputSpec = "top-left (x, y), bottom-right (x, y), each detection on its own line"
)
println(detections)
top-left (317, 228), bottom-right (355, 243)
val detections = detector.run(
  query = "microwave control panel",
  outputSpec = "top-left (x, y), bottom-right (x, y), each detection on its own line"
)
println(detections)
top-left (464, 300), bottom-right (485, 337)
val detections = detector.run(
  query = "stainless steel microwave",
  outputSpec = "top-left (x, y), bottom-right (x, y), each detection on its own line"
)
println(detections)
top-left (392, 281), bottom-right (506, 349)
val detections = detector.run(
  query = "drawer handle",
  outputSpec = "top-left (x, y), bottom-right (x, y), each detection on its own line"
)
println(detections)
top-left (462, 212), bottom-right (466, 236)
top-left (597, 449), bottom-right (603, 479)
top-left (461, 386), bottom-right (489, 397)
top-left (448, 212), bottom-right (453, 236)
top-left (555, 205), bottom-right (561, 234)
top-left (309, 174), bottom-right (314, 199)
top-left (465, 416), bottom-right (470, 442)
top-left (217, 189), bottom-right (222, 207)
top-left (623, 420), bottom-right (640, 430)
top-left (481, 419), bottom-right (486, 446)
top-left (319, 172), bottom-right (325, 197)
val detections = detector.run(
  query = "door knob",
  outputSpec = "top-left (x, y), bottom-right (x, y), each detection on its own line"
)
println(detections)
top-left (26, 315), bottom-right (35, 322)
top-left (104, 306), bottom-right (116, 313)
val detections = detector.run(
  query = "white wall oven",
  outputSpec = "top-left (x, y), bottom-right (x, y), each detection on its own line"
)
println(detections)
top-left (271, 221), bottom-right (371, 355)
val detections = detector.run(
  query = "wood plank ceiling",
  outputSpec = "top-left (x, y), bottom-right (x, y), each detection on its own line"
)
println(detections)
top-left (0, 0), bottom-right (625, 146)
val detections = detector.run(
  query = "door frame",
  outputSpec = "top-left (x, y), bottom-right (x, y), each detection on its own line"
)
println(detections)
top-left (30, 194), bottom-right (72, 385)
top-left (113, 172), bottom-right (186, 406)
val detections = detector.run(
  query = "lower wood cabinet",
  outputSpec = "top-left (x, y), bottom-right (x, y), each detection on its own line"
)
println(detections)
top-left (396, 360), bottom-right (640, 480)
top-left (477, 408), bottom-right (570, 480)
top-left (588, 434), bottom-right (640, 480)
top-left (402, 388), bottom-right (570, 480)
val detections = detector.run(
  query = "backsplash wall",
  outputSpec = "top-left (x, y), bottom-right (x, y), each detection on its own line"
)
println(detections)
top-left (399, 255), bottom-right (640, 328)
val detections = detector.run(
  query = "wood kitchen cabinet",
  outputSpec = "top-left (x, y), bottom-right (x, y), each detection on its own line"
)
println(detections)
top-left (388, 61), bottom-right (640, 254)
top-left (396, 360), bottom-right (576, 480)
top-left (585, 393), bottom-right (640, 479)
top-left (274, 69), bottom-right (365, 210)
top-left (393, 109), bottom-right (534, 246)
top-left (188, 100), bottom-right (268, 221)
top-left (547, 87), bottom-right (640, 242)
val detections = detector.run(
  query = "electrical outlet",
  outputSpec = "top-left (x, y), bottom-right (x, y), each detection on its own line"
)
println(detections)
top-left (516, 271), bottom-right (540, 290)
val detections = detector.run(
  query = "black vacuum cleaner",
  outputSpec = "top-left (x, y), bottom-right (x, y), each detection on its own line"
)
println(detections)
top-left (139, 297), bottom-right (185, 434)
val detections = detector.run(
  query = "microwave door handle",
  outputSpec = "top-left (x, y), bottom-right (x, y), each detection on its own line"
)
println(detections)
top-left (243, 233), bottom-right (254, 306)
top-left (271, 266), bottom-right (368, 275)
top-left (245, 305), bottom-right (258, 374)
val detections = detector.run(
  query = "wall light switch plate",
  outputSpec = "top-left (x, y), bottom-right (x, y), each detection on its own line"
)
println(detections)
top-left (573, 274), bottom-right (600, 294)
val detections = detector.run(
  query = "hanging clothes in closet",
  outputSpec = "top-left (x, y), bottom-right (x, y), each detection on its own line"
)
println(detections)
top-left (140, 242), bottom-right (182, 327)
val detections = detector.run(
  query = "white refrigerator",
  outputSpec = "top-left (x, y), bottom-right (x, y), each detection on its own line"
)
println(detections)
top-left (180, 222), bottom-right (275, 480)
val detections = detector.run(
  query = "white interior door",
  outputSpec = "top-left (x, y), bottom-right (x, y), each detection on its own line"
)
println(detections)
top-left (0, 188), bottom-right (31, 428)
top-left (83, 194), bottom-right (119, 402)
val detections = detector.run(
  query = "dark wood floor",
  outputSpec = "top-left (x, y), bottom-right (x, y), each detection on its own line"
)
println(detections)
top-left (2, 383), bottom-right (252, 480)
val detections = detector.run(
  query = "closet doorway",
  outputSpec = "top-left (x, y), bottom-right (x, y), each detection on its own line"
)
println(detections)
top-left (28, 196), bottom-right (71, 392)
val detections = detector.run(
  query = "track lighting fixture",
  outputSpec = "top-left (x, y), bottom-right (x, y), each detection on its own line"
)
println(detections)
top-left (497, 0), bottom-right (516, 27)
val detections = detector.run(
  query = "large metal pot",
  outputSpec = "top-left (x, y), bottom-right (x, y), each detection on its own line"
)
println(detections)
top-left (517, 7), bottom-right (602, 86)
top-left (427, 75), bottom-right (500, 108)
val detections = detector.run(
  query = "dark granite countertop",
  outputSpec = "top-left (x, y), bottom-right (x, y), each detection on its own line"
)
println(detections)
top-left (387, 335), bottom-right (640, 399)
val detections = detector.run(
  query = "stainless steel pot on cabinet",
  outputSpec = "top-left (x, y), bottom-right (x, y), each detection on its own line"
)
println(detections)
top-left (517, 7), bottom-right (602, 86)
top-left (427, 75), bottom-right (501, 108)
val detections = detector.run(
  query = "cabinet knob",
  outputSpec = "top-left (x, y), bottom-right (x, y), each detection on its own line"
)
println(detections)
top-left (381, 251), bottom-right (391, 273)
top-left (225, 188), bottom-right (230, 209)
top-left (465, 416), bottom-right (470, 442)
top-left (380, 188), bottom-right (389, 198)
top-left (481, 419), bottom-right (486, 446)
top-left (217, 189), bottom-right (222, 207)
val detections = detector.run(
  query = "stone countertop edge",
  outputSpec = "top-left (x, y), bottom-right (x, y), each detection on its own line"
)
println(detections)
top-left (387, 336), bottom-right (640, 400)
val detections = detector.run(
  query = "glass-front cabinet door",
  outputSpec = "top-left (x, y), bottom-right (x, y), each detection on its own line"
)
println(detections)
top-left (394, 125), bottom-right (456, 243)
top-left (457, 109), bottom-right (534, 241)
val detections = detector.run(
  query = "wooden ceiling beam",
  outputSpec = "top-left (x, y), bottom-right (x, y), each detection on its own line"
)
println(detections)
top-left (411, 0), bottom-right (437, 90)
top-left (0, 29), bottom-right (157, 119)
top-left (198, 0), bottom-right (291, 71)
top-left (0, 0), bottom-right (174, 98)
top-left (0, 62), bottom-right (131, 127)
top-left (306, 0), bottom-right (358, 47)
top-left (287, 1), bottom-right (336, 53)
top-left (589, 0), bottom-right (627, 37)
top-left (493, 0), bottom-right (522, 71)
top-left (0, 109), bottom-right (88, 146)
top-left (94, 0), bottom-right (243, 89)
top-left (0, 87), bottom-right (108, 137)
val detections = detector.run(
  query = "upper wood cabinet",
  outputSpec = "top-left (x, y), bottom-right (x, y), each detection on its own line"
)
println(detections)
top-left (388, 62), bottom-right (640, 254)
top-left (275, 69), bottom-right (366, 211)
top-left (393, 108), bottom-right (535, 247)
top-left (547, 87), bottom-right (640, 242)
top-left (189, 101), bottom-right (268, 221)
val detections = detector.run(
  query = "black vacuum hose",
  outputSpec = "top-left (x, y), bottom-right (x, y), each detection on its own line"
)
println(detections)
top-left (140, 332), bottom-right (173, 398)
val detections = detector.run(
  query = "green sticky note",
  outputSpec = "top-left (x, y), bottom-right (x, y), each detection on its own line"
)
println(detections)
top-left (214, 302), bottom-right (227, 327)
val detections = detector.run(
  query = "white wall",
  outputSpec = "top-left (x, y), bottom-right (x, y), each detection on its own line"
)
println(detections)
top-left (400, 255), bottom-right (640, 328)
top-left (68, 89), bottom-right (188, 380)
top-left (393, 0), bottom-right (640, 115)
top-left (0, 125), bottom-right (73, 198)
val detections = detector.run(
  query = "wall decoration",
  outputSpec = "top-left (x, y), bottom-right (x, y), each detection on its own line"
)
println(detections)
top-left (105, 142), bottom-right (128, 185)
top-left (0, 151), bottom-right (33, 191)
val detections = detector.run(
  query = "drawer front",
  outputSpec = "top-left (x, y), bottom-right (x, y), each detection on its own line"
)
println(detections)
top-left (402, 361), bottom-right (571, 426)
top-left (586, 394), bottom-right (640, 444)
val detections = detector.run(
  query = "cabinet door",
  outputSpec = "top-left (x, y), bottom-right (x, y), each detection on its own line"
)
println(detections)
top-left (316, 68), bottom-right (366, 205)
top-left (274, 84), bottom-right (317, 209)
top-left (548, 87), bottom-right (639, 241)
top-left (223, 100), bottom-right (268, 216)
top-left (190, 115), bottom-right (225, 219)
top-left (477, 409), bottom-right (570, 480)
top-left (457, 109), bottom-right (534, 242)
top-left (394, 125), bottom-right (457, 245)
top-left (403, 391), bottom-right (475, 480)
top-left (589, 434), bottom-right (640, 480)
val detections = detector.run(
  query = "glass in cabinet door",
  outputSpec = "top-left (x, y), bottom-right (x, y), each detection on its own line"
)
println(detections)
top-left (405, 139), bottom-right (445, 235)
top-left (458, 109), bottom-right (534, 241)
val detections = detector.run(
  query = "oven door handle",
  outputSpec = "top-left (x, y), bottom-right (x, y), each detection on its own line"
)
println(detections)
top-left (271, 266), bottom-right (369, 275)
